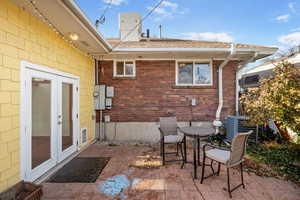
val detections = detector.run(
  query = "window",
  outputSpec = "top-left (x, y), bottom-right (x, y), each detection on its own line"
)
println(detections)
top-left (244, 75), bottom-right (259, 85)
top-left (176, 61), bottom-right (212, 85)
top-left (114, 61), bottom-right (135, 77)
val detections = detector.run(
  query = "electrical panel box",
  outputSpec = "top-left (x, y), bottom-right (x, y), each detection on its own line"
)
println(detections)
top-left (106, 86), bottom-right (114, 97)
top-left (94, 85), bottom-right (106, 110)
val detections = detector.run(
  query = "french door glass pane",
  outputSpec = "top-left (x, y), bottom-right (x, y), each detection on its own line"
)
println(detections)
top-left (31, 78), bottom-right (51, 169)
top-left (62, 83), bottom-right (73, 151)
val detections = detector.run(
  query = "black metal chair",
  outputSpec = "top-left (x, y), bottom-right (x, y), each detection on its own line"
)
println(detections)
top-left (158, 117), bottom-right (186, 165)
top-left (200, 131), bottom-right (253, 198)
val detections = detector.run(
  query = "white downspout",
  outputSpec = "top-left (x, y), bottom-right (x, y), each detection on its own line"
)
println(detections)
top-left (213, 43), bottom-right (236, 131)
top-left (235, 52), bottom-right (258, 115)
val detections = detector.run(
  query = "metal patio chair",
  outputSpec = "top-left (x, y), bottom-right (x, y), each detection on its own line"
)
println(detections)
top-left (200, 131), bottom-right (253, 198)
top-left (158, 117), bottom-right (186, 165)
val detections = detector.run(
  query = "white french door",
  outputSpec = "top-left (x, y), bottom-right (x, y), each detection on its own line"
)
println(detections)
top-left (23, 66), bottom-right (79, 182)
top-left (57, 77), bottom-right (78, 162)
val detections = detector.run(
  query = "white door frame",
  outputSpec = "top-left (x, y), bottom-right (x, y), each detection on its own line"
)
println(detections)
top-left (20, 61), bottom-right (80, 181)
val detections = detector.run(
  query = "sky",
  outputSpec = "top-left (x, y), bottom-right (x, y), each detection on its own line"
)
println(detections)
top-left (75, 0), bottom-right (300, 56)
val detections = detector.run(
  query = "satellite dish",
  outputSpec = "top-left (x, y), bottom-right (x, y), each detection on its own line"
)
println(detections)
top-left (95, 16), bottom-right (106, 28)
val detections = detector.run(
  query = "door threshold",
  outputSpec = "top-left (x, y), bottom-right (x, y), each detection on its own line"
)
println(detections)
top-left (34, 140), bottom-right (97, 184)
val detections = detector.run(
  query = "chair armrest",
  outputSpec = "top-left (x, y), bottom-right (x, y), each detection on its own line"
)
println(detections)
top-left (202, 143), bottom-right (231, 153)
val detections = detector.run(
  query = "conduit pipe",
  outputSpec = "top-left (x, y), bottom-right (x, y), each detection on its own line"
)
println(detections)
top-left (213, 43), bottom-right (236, 131)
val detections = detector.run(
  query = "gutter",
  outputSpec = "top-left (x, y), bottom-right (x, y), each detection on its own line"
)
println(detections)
top-left (111, 47), bottom-right (277, 54)
top-left (213, 43), bottom-right (236, 130)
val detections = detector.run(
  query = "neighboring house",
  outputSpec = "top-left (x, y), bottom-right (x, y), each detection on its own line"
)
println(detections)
top-left (96, 13), bottom-right (277, 142)
top-left (239, 48), bottom-right (300, 88)
top-left (0, 0), bottom-right (277, 193)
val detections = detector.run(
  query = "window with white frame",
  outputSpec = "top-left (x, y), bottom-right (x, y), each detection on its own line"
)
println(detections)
top-left (176, 61), bottom-right (212, 85)
top-left (113, 61), bottom-right (135, 77)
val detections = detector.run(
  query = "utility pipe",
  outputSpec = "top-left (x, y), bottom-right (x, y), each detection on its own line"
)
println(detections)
top-left (213, 43), bottom-right (236, 131)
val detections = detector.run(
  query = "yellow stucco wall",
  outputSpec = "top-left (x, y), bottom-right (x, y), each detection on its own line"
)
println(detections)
top-left (0, 0), bottom-right (95, 192)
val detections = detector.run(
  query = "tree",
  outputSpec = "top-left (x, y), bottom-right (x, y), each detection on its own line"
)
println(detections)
top-left (241, 62), bottom-right (300, 137)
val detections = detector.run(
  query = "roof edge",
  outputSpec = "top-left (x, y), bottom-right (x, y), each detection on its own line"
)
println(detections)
top-left (61, 0), bottom-right (112, 52)
top-left (112, 47), bottom-right (278, 54)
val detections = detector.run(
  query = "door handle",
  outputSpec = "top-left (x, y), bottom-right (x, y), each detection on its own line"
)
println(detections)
top-left (58, 115), bottom-right (62, 125)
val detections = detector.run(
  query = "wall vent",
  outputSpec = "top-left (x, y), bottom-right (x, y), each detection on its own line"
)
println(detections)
top-left (81, 128), bottom-right (88, 144)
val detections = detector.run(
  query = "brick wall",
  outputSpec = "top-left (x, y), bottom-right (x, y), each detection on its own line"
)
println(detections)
top-left (222, 61), bottom-right (239, 119)
top-left (97, 60), bottom-right (238, 122)
top-left (0, 0), bottom-right (95, 192)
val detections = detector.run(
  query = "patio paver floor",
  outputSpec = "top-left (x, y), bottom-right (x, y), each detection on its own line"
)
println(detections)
top-left (42, 143), bottom-right (300, 200)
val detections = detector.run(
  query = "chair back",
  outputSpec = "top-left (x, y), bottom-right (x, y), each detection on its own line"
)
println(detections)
top-left (159, 117), bottom-right (178, 136)
top-left (228, 130), bottom-right (252, 166)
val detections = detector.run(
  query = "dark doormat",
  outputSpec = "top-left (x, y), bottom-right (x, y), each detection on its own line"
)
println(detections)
top-left (47, 157), bottom-right (110, 183)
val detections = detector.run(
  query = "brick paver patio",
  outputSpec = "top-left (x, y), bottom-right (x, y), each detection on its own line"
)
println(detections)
top-left (42, 143), bottom-right (300, 200)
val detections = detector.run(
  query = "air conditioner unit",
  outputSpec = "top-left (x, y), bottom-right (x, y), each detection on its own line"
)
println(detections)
top-left (224, 116), bottom-right (257, 142)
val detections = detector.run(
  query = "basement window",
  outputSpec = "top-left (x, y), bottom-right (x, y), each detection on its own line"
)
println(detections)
top-left (113, 60), bottom-right (136, 77)
top-left (176, 61), bottom-right (212, 86)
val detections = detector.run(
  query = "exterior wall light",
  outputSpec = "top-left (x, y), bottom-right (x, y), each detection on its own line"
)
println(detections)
top-left (68, 32), bottom-right (79, 41)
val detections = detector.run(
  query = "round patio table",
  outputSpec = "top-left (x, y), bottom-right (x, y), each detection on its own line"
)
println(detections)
top-left (180, 126), bottom-right (215, 179)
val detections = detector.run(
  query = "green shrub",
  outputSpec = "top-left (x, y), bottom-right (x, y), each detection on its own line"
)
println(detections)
top-left (247, 142), bottom-right (300, 184)
top-left (241, 62), bottom-right (300, 139)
